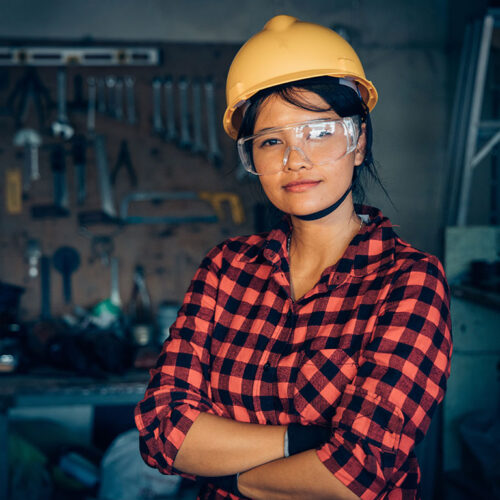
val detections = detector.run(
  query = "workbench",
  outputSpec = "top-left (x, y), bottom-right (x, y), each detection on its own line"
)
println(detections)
top-left (0, 368), bottom-right (150, 500)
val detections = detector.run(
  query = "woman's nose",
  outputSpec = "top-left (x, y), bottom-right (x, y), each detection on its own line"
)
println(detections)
top-left (282, 146), bottom-right (312, 171)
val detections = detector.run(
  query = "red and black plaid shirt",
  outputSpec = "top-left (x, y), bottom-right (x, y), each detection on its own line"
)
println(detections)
top-left (135, 205), bottom-right (452, 499)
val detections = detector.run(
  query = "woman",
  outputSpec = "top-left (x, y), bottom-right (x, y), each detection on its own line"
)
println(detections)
top-left (135, 15), bottom-right (452, 499)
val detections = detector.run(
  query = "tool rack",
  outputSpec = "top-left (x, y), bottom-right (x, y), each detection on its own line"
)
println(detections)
top-left (0, 39), bottom-right (256, 320)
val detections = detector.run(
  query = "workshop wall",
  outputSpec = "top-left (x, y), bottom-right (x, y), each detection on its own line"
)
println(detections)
top-left (0, 0), bottom-right (493, 317)
top-left (0, 41), bottom-right (265, 320)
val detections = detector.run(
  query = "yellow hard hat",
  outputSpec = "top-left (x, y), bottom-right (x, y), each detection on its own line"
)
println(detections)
top-left (223, 15), bottom-right (378, 139)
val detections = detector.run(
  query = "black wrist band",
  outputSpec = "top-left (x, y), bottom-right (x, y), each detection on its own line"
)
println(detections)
top-left (205, 473), bottom-right (240, 496)
top-left (287, 423), bottom-right (331, 455)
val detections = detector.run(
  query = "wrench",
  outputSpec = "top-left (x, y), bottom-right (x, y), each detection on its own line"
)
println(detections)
top-left (191, 79), bottom-right (205, 154)
top-left (204, 79), bottom-right (223, 166)
top-left (178, 77), bottom-right (192, 149)
top-left (109, 256), bottom-right (121, 307)
top-left (125, 75), bottom-right (136, 125)
top-left (94, 134), bottom-right (117, 217)
top-left (51, 68), bottom-right (74, 140)
top-left (86, 76), bottom-right (96, 133)
top-left (72, 134), bottom-right (87, 205)
top-left (105, 76), bottom-right (117, 117)
top-left (52, 144), bottom-right (69, 210)
top-left (97, 77), bottom-right (107, 114)
top-left (163, 77), bottom-right (177, 142)
top-left (152, 77), bottom-right (163, 134)
top-left (114, 77), bottom-right (124, 121)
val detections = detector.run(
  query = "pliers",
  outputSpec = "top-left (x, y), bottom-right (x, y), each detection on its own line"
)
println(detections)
top-left (7, 67), bottom-right (53, 130)
top-left (110, 139), bottom-right (138, 187)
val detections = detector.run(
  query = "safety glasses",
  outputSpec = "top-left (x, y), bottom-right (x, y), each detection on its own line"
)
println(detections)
top-left (237, 117), bottom-right (360, 175)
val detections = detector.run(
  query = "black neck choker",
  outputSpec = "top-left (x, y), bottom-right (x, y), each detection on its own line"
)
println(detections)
top-left (294, 184), bottom-right (352, 221)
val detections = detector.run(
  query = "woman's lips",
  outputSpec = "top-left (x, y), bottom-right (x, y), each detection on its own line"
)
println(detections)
top-left (283, 180), bottom-right (321, 192)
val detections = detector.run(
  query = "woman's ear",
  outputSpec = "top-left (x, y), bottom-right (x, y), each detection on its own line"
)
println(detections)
top-left (354, 122), bottom-right (367, 167)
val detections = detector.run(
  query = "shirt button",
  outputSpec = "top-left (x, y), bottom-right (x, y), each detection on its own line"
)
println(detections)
top-left (264, 362), bottom-right (271, 371)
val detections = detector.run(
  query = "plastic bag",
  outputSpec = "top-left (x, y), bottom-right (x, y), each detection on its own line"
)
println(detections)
top-left (98, 429), bottom-right (182, 500)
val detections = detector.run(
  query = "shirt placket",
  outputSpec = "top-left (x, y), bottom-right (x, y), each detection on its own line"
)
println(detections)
top-left (252, 258), bottom-right (295, 424)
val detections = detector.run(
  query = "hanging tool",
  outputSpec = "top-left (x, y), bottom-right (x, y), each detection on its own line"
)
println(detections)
top-left (51, 68), bottom-right (74, 140)
top-left (110, 139), bottom-right (138, 187)
top-left (31, 143), bottom-right (71, 218)
top-left (7, 67), bottom-right (52, 129)
top-left (124, 75), bottom-right (136, 125)
top-left (72, 134), bottom-right (87, 205)
top-left (109, 257), bottom-right (121, 307)
top-left (178, 76), bottom-right (192, 149)
top-left (68, 74), bottom-right (87, 113)
top-left (97, 77), bottom-right (107, 114)
top-left (204, 78), bottom-right (223, 166)
top-left (127, 264), bottom-right (154, 347)
top-left (119, 191), bottom-right (218, 225)
top-left (86, 76), bottom-right (96, 134)
top-left (191, 78), bottom-right (205, 154)
top-left (5, 168), bottom-right (22, 214)
top-left (198, 191), bottom-right (245, 224)
top-left (40, 255), bottom-right (52, 320)
top-left (13, 128), bottom-right (42, 197)
top-left (25, 239), bottom-right (42, 278)
top-left (52, 143), bottom-right (69, 210)
top-left (152, 77), bottom-right (163, 134)
top-left (88, 234), bottom-right (115, 266)
top-left (95, 134), bottom-right (116, 216)
top-left (53, 246), bottom-right (80, 304)
top-left (105, 76), bottom-right (117, 117)
top-left (114, 77), bottom-right (124, 120)
top-left (79, 225), bottom-right (121, 266)
top-left (163, 77), bottom-right (176, 142)
top-left (78, 134), bottom-right (120, 226)
top-left (119, 190), bottom-right (244, 225)
top-left (0, 46), bottom-right (161, 66)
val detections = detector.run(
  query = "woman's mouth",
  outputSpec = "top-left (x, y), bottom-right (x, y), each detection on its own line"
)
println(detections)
top-left (283, 180), bottom-right (321, 192)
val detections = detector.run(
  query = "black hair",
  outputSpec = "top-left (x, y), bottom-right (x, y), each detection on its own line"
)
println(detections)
top-left (238, 76), bottom-right (387, 205)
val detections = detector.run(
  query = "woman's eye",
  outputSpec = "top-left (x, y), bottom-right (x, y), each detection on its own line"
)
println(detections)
top-left (258, 137), bottom-right (281, 147)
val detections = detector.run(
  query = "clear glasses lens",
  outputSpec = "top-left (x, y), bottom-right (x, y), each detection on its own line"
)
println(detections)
top-left (237, 117), bottom-right (359, 175)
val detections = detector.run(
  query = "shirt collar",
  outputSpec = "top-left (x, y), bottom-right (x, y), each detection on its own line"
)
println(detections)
top-left (238, 205), bottom-right (397, 281)
top-left (328, 205), bottom-right (397, 286)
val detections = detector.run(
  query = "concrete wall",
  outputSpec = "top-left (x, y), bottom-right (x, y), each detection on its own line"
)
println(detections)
top-left (0, 0), bottom-right (455, 257)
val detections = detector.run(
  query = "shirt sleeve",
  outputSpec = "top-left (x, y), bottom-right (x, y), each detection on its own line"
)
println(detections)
top-left (316, 255), bottom-right (453, 499)
top-left (134, 249), bottom-right (225, 477)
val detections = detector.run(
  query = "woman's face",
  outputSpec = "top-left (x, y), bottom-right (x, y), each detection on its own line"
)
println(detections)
top-left (253, 90), bottom-right (365, 219)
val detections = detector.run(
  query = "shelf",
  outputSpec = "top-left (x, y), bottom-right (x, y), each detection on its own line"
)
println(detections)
top-left (451, 284), bottom-right (500, 311)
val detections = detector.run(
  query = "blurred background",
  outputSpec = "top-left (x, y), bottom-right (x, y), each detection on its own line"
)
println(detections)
top-left (0, 1), bottom-right (498, 499)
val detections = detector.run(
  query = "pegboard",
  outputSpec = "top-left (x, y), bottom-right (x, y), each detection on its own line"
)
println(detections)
top-left (0, 40), bottom-right (270, 321)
